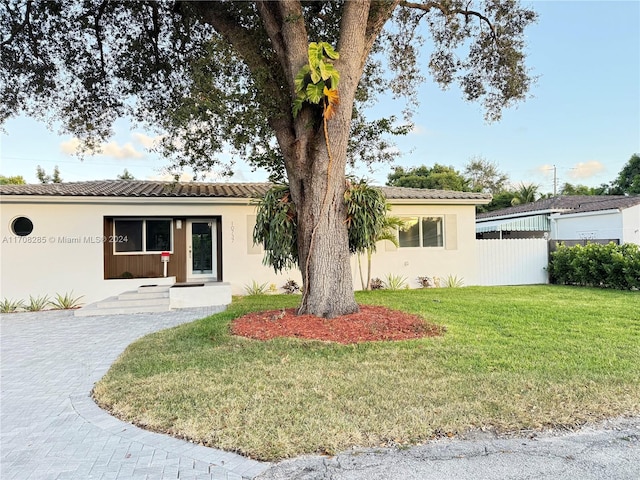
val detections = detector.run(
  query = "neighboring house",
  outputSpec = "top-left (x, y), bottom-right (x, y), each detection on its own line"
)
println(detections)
top-left (1, 180), bottom-right (491, 308)
top-left (476, 195), bottom-right (640, 245)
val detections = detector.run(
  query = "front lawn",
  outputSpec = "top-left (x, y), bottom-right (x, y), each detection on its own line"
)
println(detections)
top-left (93, 286), bottom-right (640, 461)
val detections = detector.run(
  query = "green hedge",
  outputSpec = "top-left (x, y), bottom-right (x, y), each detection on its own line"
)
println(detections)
top-left (549, 242), bottom-right (640, 290)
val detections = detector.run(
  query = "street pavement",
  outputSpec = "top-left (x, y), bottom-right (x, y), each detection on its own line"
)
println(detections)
top-left (2, 308), bottom-right (638, 480)
top-left (257, 417), bottom-right (640, 479)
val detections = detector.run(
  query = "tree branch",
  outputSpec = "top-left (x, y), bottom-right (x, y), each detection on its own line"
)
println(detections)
top-left (255, 0), bottom-right (308, 93)
top-left (1, 0), bottom-right (32, 47)
top-left (363, 0), bottom-right (402, 56)
top-left (93, 0), bottom-right (108, 78)
top-left (400, 0), bottom-right (496, 40)
top-left (186, 1), bottom-right (273, 82)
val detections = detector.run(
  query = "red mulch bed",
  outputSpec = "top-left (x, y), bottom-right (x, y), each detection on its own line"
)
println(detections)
top-left (230, 305), bottom-right (445, 344)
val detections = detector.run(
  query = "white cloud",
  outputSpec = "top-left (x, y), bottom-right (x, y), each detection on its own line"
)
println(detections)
top-left (60, 138), bottom-right (82, 155)
top-left (409, 124), bottom-right (436, 136)
top-left (569, 160), bottom-right (605, 180)
top-left (132, 132), bottom-right (162, 149)
top-left (60, 137), bottom-right (145, 159)
top-left (146, 172), bottom-right (195, 182)
top-left (535, 164), bottom-right (555, 177)
top-left (101, 141), bottom-right (144, 159)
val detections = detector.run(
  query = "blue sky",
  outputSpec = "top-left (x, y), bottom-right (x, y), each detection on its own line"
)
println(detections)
top-left (1, 1), bottom-right (639, 192)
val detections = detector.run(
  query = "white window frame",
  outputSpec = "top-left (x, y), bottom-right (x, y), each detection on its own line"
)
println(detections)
top-left (112, 218), bottom-right (174, 255)
top-left (398, 215), bottom-right (445, 249)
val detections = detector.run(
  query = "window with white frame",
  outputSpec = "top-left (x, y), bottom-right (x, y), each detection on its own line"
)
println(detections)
top-left (398, 216), bottom-right (444, 248)
top-left (114, 219), bottom-right (172, 253)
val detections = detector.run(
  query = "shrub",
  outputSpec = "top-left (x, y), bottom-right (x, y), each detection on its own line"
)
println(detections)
top-left (550, 242), bottom-right (640, 290)
top-left (0, 298), bottom-right (25, 313)
top-left (25, 294), bottom-right (51, 312)
top-left (49, 292), bottom-right (84, 309)
top-left (281, 279), bottom-right (300, 294)
top-left (369, 277), bottom-right (384, 290)
top-left (244, 280), bottom-right (269, 295)
top-left (417, 276), bottom-right (434, 288)
top-left (384, 274), bottom-right (408, 291)
top-left (443, 275), bottom-right (464, 288)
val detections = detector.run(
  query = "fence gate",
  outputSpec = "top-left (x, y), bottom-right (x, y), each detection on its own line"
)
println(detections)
top-left (477, 238), bottom-right (549, 286)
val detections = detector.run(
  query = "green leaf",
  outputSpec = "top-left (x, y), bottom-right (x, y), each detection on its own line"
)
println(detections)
top-left (309, 68), bottom-right (321, 84)
top-left (292, 93), bottom-right (305, 117)
top-left (320, 42), bottom-right (339, 60)
top-left (306, 82), bottom-right (325, 104)
top-left (307, 42), bottom-right (323, 69)
top-left (321, 63), bottom-right (340, 89)
top-left (294, 64), bottom-right (310, 93)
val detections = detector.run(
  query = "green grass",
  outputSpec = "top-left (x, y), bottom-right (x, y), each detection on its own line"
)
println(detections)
top-left (93, 286), bottom-right (640, 461)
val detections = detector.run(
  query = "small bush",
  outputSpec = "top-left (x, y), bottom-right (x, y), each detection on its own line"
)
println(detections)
top-left (369, 277), bottom-right (384, 290)
top-left (0, 298), bottom-right (25, 313)
top-left (25, 294), bottom-right (51, 312)
top-left (384, 274), bottom-right (408, 291)
top-left (281, 279), bottom-right (300, 294)
top-left (443, 275), bottom-right (464, 288)
top-left (244, 280), bottom-right (269, 295)
top-left (417, 276), bottom-right (434, 288)
top-left (550, 242), bottom-right (640, 290)
top-left (50, 292), bottom-right (84, 309)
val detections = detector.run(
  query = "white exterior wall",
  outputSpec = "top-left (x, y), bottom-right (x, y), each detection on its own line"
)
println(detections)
top-left (0, 197), bottom-right (299, 303)
top-left (621, 205), bottom-right (640, 245)
top-left (1, 196), bottom-right (480, 303)
top-left (221, 209), bottom-right (302, 295)
top-left (349, 203), bottom-right (480, 289)
top-left (552, 210), bottom-right (623, 242)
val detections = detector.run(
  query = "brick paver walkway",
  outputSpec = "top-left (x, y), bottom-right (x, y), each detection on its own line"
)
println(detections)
top-left (0, 308), bottom-right (270, 480)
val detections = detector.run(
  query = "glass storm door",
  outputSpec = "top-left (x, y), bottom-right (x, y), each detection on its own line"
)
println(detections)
top-left (187, 220), bottom-right (216, 280)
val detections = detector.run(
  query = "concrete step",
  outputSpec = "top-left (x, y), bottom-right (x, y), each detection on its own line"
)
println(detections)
top-left (136, 285), bottom-right (171, 294)
top-left (117, 290), bottom-right (170, 301)
top-left (74, 286), bottom-right (173, 317)
top-left (97, 296), bottom-right (170, 309)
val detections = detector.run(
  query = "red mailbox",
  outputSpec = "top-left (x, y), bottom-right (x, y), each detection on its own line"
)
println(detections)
top-left (161, 251), bottom-right (170, 277)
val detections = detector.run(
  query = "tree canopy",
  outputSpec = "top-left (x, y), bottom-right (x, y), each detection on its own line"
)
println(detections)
top-left (613, 153), bottom-right (640, 194)
top-left (386, 164), bottom-right (470, 191)
top-left (1, 0), bottom-right (538, 317)
top-left (2, 0), bottom-right (537, 177)
top-left (464, 156), bottom-right (509, 194)
top-left (36, 165), bottom-right (62, 184)
top-left (0, 174), bottom-right (26, 185)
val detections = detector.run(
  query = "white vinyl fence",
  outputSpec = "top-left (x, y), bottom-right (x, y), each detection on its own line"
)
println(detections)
top-left (477, 238), bottom-right (549, 286)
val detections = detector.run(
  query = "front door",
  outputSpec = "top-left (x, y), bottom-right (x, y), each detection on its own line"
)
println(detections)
top-left (187, 220), bottom-right (217, 281)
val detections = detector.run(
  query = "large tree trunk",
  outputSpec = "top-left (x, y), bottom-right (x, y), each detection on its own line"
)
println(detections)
top-left (285, 112), bottom-right (359, 317)
top-left (255, 0), bottom-right (394, 317)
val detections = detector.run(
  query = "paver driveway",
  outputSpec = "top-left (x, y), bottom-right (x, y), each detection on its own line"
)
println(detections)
top-left (0, 308), bottom-right (270, 480)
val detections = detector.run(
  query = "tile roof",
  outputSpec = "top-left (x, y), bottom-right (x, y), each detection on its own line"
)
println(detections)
top-left (477, 195), bottom-right (640, 220)
top-left (0, 180), bottom-right (492, 202)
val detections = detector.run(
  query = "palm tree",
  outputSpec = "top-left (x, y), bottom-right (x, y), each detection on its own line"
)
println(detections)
top-left (511, 183), bottom-right (539, 206)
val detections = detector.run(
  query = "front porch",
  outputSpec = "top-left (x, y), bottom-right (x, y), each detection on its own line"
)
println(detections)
top-left (75, 282), bottom-right (231, 317)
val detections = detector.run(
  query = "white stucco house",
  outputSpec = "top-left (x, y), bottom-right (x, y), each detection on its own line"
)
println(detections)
top-left (476, 195), bottom-right (640, 245)
top-left (1, 180), bottom-right (490, 313)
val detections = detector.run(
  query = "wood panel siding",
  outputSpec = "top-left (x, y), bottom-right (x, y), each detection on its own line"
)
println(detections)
top-left (103, 217), bottom-right (225, 282)
top-left (103, 217), bottom-right (188, 281)
top-left (173, 219), bottom-right (187, 282)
